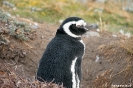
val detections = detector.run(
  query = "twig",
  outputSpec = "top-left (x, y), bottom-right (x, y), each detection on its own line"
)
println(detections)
top-left (23, 42), bottom-right (33, 48)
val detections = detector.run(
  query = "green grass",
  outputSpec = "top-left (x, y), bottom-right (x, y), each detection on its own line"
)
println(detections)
top-left (1, 0), bottom-right (133, 33)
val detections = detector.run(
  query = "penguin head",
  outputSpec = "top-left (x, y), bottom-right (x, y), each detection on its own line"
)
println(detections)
top-left (57, 17), bottom-right (98, 38)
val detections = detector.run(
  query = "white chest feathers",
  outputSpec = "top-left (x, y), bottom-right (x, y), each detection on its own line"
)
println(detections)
top-left (70, 40), bottom-right (85, 88)
top-left (71, 57), bottom-right (79, 88)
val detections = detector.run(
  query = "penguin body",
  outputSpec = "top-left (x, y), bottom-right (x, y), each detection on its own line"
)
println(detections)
top-left (36, 17), bottom-right (97, 88)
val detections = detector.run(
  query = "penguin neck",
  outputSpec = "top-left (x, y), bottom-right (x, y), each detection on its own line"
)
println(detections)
top-left (56, 29), bottom-right (82, 40)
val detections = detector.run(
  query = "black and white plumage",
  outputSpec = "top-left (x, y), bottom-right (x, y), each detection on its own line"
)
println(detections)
top-left (36, 17), bottom-right (98, 88)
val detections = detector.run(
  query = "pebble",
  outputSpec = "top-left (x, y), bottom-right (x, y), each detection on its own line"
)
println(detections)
top-left (112, 34), bottom-right (117, 37)
top-left (41, 36), bottom-right (44, 39)
top-left (30, 25), bottom-right (38, 30)
top-left (22, 50), bottom-right (26, 55)
top-left (95, 55), bottom-right (100, 62)
top-left (96, 28), bottom-right (100, 32)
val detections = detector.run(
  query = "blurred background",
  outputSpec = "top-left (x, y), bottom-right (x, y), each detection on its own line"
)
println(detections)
top-left (1, 0), bottom-right (133, 34)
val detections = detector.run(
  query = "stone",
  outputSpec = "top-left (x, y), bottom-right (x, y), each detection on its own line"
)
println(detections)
top-left (84, 31), bottom-right (100, 38)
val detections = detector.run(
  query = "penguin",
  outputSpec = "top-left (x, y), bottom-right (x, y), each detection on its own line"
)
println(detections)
top-left (36, 17), bottom-right (98, 88)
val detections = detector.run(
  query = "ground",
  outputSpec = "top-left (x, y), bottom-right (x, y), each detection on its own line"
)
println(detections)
top-left (0, 17), bottom-right (133, 88)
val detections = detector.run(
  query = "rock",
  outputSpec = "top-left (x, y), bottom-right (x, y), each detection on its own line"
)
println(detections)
top-left (3, 1), bottom-right (15, 8)
top-left (31, 7), bottom-right (42, 12)
top-left (112, 34), bottom-right (117, 37)
top-left (95, 0), bottom-right (106, 3)
top-left (86, 24), bottom-right (99, 30)
top-left (84, 31), bottom-right (100, 38)
top-left (125, 32), bottom-right (131, 38)
top-left (30, 23), bottom-right (38, 30)
top-left (96, 28), bottom-right (100, 32)
top-left (123, 3), bottom-right (133, 12)
top-left (30, 25), bottom-right (38, 30)
top-left (41, 36), bottom-right (44, 39)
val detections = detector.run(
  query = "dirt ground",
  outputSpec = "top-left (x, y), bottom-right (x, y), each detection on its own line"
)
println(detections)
top-left (0, 18), bottom-right (133, 88)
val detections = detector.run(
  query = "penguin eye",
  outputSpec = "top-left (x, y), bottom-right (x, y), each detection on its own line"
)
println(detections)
top-left (76, 25), bottom-right (84, 28)
top-left (76, 25), bottom-right (81, 28)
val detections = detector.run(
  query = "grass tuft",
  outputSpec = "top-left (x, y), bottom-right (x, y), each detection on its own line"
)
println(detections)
top-left (0, 10), bottom-right (34, 42)
top-left (120, 37), bottom-right (133, 55)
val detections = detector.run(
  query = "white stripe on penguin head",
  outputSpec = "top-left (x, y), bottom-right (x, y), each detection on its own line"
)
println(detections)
top-left (63, 20), bottom-right (87, 38)
top-left (76, 20), bottom-right (86, 27)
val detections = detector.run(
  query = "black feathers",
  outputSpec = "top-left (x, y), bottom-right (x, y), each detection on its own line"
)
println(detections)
top-left (36, 34), bottom-right (84, 87)
top-left (36, 17), bottom-right (87, 88)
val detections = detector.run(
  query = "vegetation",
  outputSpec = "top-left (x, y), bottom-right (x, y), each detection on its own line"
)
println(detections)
top-left (0, 63), bottom-right (64, 88)
top-left (0, 10), bottom-right (34, 43)
top-left (1, 0), bottom-right (133, 33)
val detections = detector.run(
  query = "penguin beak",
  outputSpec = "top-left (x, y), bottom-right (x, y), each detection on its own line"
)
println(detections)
top-left (76, 25), bottom-right (89, 31)
top-left (85, 24), bottom-right (98, 31)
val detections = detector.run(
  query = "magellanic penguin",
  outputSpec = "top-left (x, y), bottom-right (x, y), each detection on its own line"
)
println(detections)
top-left (36, 17), bottom-right (98, 88)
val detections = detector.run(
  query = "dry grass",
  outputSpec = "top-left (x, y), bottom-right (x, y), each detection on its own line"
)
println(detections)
top-left (118, 37), bottom-right (133, 84)
top-left (96, 35), bottom-right (133, 87)
top-left (120, 37), bottom-right (133, 56)
top-left (92, 69), bottom-right (113, 88)
top-left (97, 41), bottom-right (123, 63)
top-left (88, 1), bottom-right (132, 20)
top-left (98, 15), bottom-right (107, 32)
top-left (0, 63), bottom-right (64, 88)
